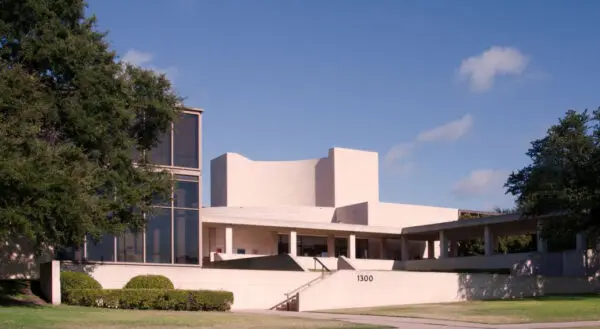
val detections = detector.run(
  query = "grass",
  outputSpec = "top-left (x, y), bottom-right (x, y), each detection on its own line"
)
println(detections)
top-left (324, 295), bottom-right (600, 324)
top-left (0, 305), bottom-right (389, 329)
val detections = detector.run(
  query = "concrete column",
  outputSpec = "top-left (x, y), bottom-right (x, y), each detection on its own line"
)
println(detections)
top-left (225, 226), bottom-right (233, 254)
top-left (576, 233), bottom-right (586, 251)
top-left (427, 240), bottom-right (435, 259)
top-left (536, 228), bottom-right (547, 253)
top-left (400, 236), bottom-right (409, 261)
top-left (327, 235), bottom-right (335, 257)
top-left (289, 231), bottom-right (297, 256)
top-left (379, 238), bottom-right (387, 259)
top-left (439, 231), bottom-right (449, 258)
top-left (484, 225), bottom-right (494, 256)
top-left (348, 234), bottom-right (356, 259)
top-left (40, 261), bottom-right (61, 305)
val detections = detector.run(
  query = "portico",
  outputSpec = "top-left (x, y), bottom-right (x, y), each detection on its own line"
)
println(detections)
top-left (202, 215), bottom-right (404, 262)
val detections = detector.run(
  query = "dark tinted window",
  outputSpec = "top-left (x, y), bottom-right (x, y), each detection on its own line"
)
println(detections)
top-left (174, 180), bottom-right (199, 208)
top-left (173, 113), bottom-right (199, 168)
top-left (86, 234), bottom-right (115, 262)
top-left (146, 208), bottom-right (172, 263)
top-left (131, 145), bottom-right (141, 162)
top-left (174, 209), bottom-right (199, 264)
top-left (148, 131), bottom-right (171, 166)
top-left (55, 246), bottom-right (83, 261)
top-left (117, 231), bottom-right (143, 262)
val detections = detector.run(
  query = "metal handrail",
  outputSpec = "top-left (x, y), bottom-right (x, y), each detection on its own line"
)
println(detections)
top-left (313, 257), bottom-right (331, 272)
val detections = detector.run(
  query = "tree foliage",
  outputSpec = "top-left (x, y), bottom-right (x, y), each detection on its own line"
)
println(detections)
top-left (505, 109), bottom-right (600, 242)
top-left (457, 207), bottom-right (534, 256)
top-left (0, 0), bottom-right (181, 252)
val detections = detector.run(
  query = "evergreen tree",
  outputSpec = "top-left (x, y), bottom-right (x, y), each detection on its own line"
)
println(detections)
top-left (0, 0), bottom-right (181, 252)
top-left (506, 109), bottom-right (600, 243)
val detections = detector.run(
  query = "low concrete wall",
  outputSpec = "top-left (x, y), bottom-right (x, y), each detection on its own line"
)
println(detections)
top-left (295, 256), bottom-right (338, 271)
top-left (61, 262), bottom-right (319, 310)
top-left (298, 270), bottom-right (600, 311)
top-left (207, 254), bottom-right (307, 271)
top-left (398, 251), bottom-right (587, 276)
top-left (213, 252), bottom-right (265, 261)
top-left (339, 258), bottom-right (397, 270)
top-left (39, 261), bottom-right (60, 305)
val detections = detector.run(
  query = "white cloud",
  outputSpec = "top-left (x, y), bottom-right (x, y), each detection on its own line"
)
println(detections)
top-left (416, 114), bottom-right (473, 142)
top-left (121, 49), bottom-right (179, 82)
top-left (383, 142), bottom-right (413, 166)
top-left (384, 114), bottom-right (473, 175)
top-left (458, 46), bottom-right (529, 92)
top-left (383, 142), bottom-right (415, 175)
top-left (452, 169), bottom-right (509, 198)
top-left (121, 50), bottom-right (153, 66)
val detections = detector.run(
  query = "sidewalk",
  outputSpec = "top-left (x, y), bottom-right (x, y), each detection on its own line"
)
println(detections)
top-left (235, 310), bottom-right (600, 329)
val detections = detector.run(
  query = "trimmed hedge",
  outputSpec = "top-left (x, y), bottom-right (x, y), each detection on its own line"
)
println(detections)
top-left (61, 271), bottom-right (102, 292)
top-left (63, 289), bottom-right (233, 311)
top-left (124, 275), bottom-right (174, 290)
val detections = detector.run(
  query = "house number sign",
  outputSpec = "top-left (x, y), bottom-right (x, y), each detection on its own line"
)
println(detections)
top-left (357, 274), bottom-right (374, 282)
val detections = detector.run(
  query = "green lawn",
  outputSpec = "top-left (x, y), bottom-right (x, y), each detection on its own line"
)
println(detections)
top-left (0, 305), bottom-right (388, 329)
top-left (324, 295), bottom-right (600, 324)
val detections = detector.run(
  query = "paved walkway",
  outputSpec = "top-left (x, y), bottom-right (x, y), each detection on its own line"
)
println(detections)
top-left (236, 310), bottom-right (600, 329)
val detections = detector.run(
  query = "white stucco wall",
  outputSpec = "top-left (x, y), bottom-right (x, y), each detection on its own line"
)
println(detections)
top-left (203, 206), bottom-right (336, 224)
top-left (209, 147), bottom-right (379, 208)
top-left (62, 263), bottom-right (319, 310)
top-left (368, 202), bottom-right (459, 228)
top-left (298, 270), bottom-right (600, 311)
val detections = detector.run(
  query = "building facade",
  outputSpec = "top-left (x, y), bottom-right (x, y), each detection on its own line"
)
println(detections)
top-left (49, 106), bottom-right (588, 277)
top-left (57, 107), bottom-right (204, 266)
top-left (203, 147), bottom-right (460, 265)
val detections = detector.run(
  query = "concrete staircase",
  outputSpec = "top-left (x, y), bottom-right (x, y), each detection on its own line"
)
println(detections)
top-left (270, 271), bottom-right (333, 311)
top-left (271, 257), bottom-right (334, 311)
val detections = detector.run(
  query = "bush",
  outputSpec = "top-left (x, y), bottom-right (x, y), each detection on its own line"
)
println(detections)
top-left (61, 271), bottom-right (102, 292)
top-left (63, 289), bottom-right (233, 311)
top-left (124, 275), bottom-right (174, 290)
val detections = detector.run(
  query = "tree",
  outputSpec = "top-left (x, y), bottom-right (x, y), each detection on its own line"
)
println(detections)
top-left (457, 207), bottom-right (534, 256)
top-left (505, 109), bottom-right (600, 243)
top-left (492, 207), bottom-right (534, 253)
top-left (0, 0), bottom-right (181, 253)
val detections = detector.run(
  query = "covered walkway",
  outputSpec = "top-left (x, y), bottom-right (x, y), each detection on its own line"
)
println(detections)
top-left (400, 213), bottom-right (586, 260)
top-left (203, 215), bottom-right (403, 262)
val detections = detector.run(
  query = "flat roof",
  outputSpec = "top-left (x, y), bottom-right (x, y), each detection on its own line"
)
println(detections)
top-left (400, 212), bottom-right (523, 235)
top-left (182, 106), bottom-right (204, 113)
top-left (203, 215), bottom-right (405, 237)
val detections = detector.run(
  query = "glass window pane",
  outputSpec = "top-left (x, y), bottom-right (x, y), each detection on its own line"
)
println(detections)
top-left (277, 235), bottom-right (289, 254)
top-left (148, 131), bottom-right (171, 166)
top-left (174, 174), bottom-right (199, 182)
top-left (131, 145), bottom-right (140, 162)
top-left (151, 192), bottom-right (171, 207)
top-left (117, 231), bottom-right (143, 262)
top-left (174, 209), bottom-right (199, 264)
top-left (146, 208), bottom-right (172, 263)
top-left (174, 180), bottom-right (199, 208)
top-left (173, 113), bottom-right (199, 168)
top-left (55, 246), bottom-right (83, 261)
top-left (86, 234), bottom-right (115, 262)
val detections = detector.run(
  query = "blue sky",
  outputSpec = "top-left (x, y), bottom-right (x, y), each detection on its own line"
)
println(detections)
top-left (86, 0), bottom-right (600, 210)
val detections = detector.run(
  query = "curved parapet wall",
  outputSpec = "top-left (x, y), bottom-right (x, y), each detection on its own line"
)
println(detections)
top-left (210, 148), bottom-right (378, 207)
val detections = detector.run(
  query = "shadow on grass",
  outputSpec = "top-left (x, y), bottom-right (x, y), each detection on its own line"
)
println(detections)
top-left (0, 279), bottom-right (46, 307)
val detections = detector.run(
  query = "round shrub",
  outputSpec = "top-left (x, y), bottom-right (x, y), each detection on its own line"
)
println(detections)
top-left (61, 271), bottom-right (102, 291)
top-left (124, 275), bottom-right (174, 289)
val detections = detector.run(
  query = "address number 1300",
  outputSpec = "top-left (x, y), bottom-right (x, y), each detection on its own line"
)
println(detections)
top-left (357, 274), bottom-right (374, 282)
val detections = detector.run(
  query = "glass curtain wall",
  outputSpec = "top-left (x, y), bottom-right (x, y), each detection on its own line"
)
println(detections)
top-left (64, 111), bottom-right (201, 265)
top-left (277, 235), bottom-right (328, 257)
